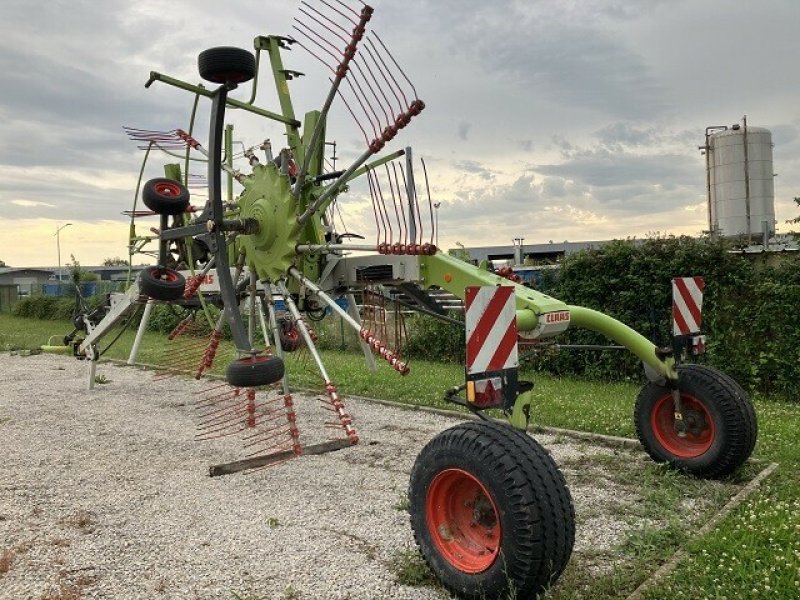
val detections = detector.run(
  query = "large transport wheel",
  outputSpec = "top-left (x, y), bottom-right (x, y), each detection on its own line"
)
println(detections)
top-left (198, 47), bottom-right (256, 85)
top-left (635, 364), bottom-right (757, 479)
top-left (142, 178), bottom-right (190, 215)
top-left (409, 420), bottom-right (574, 599)
top-left (226, 355), bottom-right (285, 388)
top-left (139, 267), bottom-right (185, 301)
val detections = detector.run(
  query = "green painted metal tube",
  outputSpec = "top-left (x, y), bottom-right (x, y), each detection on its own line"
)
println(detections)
top-left (568, 305), bottom-right (676, 381)
top-left (262, 37), bottom-right (302, 155)
top-left (418, 252), bottom-right (676, 382)
top-left (41, 345), bottom-right (72, 355)
top-left (345, 150), bottom-right (406, 184)
top-left (419, 252), bottom-right (566, 330)
top-left (146, 72), bottom-right (300, 127)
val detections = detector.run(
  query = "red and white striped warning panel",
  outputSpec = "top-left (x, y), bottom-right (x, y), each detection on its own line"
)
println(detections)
top-left (672, 276), bottom-right (705, 336)
top-left (465, 286), bottom-right (518, 376)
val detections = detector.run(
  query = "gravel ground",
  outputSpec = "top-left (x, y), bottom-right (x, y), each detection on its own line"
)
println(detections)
top-left (1, 353), bottom-right (644, 600)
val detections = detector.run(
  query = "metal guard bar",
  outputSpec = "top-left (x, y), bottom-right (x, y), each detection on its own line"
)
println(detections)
top-left (568, 305), bottom-right (677, 381)
top-left (418, 252), bottom-right (566, 330)
top-left (418, 252), bottom-right (676, 381)
top-left (146, 72), bottom-right (301, 128)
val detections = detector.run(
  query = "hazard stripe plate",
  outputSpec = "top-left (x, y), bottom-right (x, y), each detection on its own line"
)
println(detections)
top-left (465, 286), bottom-right (518, 375)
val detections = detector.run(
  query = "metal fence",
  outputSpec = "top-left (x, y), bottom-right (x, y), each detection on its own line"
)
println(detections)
top-left (40, 281), bottom-right (126, 297)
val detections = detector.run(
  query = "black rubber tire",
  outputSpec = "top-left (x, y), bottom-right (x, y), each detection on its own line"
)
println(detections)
top-left (142, 178), bottom-right (190, 216)
top-left (408, 420), bottom-right (574, 599)
top-left (139, 267), bottom-right (186, 301)
top-left (278, 317), bottom-right (302, 353)
top-left (635, 364), bottom-right (757, 479)
top-left (198, 47), bottom-right (256, 84)
top-left (226, 355), bottom-right (285, 388)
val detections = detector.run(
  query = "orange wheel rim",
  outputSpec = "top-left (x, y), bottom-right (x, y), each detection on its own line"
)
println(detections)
top-left (150, 268), bottom-right (178, 282)
top-left (154, 181), bottom-right (181, 197)
top-left (651, 394), bottom-right (715, 458)
top-left (425, 468), bottom-right (500, 573)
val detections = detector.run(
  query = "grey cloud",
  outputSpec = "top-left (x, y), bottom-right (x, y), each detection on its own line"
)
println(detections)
top-left (590, 183), bottom-right (684, 210)
top-left (551, 135), bottom-right (574, 153)
top-left (585, 0), bottom-right (674, 21)
top-left (541, 177), bottom-right (568, 198)
top-left (0, 116), bottom-right (137, 169)
top-left (457, 121), bottom-right (471, 141)
top-left (594, 123), bottom-right (656, 147)
top-left (0, 175), bottom-right (132, 222)
top-left (378, 0), bottom-right (669, 122)
top-left (456, 174), bottom-right (538, 210)
top-left (593, 122), bottom-right (705, 158)
top-left (535, 147), bottom-right (698, 188)
top-left (451, 160), bottom-right (493, 178)
top-left (0, 44), bottom-right (185, 128)
top-left (430, 4), bottom-right (665, 119)
top-left (769, 124), bottom-right (799, 147)
top-left (492, 30), bottom-right (665, 118)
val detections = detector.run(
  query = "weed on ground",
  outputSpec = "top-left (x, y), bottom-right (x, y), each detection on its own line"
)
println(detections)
top-left (389, 548), bottom-right (440, 588)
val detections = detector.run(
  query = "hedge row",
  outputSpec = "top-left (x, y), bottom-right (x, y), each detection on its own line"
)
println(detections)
top-left (13, 236), bottom-right (798, 397)
top-left (403, 236), bottom-right (799, 398)
top-left (535, 236), bottom-right (800, 397)
top-left (12, 296), bottom-right (90, 321)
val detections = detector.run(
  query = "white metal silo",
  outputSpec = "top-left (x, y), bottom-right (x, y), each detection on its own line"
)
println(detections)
top-left (706, 121), bottom-right (775, 239)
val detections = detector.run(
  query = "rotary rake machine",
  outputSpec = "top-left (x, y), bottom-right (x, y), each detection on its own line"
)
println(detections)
top-left (55, 2), bottom-right (758, 598)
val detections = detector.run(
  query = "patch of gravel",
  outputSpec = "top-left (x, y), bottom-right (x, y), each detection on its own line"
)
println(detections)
top-left (0, 354), bottom-right (645, 599)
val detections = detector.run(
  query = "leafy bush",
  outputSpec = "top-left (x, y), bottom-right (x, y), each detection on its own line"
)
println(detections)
top-left (13, 295), bottom-right (83, 321)
top-left (145, 303), bottom-right (189, 334)
top-left (404, 313), bottom-right (465, 363)
top-left (740, 262), bottom-right (800, 397)
top-left (535, 236), bottom-right (800, 397)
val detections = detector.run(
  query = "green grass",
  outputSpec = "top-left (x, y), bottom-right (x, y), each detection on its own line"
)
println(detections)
top-left (389, 548), bottom-right (441, 588)
top-left (643, 402), bottom-right (800, 600)
top-left (2, 312), bottom-right (798, 598)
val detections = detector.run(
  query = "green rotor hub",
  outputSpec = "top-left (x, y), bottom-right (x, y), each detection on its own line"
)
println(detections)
top-left (237, 163), bottom-right (301, 281)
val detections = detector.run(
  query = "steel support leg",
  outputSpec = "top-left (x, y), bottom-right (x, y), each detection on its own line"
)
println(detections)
top-left (128, 299), bottom-right (155, 364)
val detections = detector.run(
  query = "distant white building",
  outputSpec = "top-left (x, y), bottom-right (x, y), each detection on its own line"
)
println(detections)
top-left (0, 267), bottom-right (55, 295)
top-left (462, 240), bottom-right (632, 265)
top-left (0, 265), bottom-right (146, 296)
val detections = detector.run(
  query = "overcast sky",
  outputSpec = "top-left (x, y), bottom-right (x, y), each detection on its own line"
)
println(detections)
top-left (1, 0), bottom-right (799, 267)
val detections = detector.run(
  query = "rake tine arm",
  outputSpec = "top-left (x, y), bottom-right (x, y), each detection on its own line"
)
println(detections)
top-left (293, 4), bottom-right (374, 197)
top-left (343, 149), bottom-right (404, 183)
top-left (278, 280), bottom-right (359, 443)
top-left (371, 168), bottom-right (391, 250)
top-left (175, 130), bottom-right (246, 184)
top-left (420, 156), bottom-right (435, 246)
top-left (287, 268), bottom-right (410, 375)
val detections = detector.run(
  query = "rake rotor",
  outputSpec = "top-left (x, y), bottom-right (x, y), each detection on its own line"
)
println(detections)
top-left (85, 0), bottom-right (435, 471)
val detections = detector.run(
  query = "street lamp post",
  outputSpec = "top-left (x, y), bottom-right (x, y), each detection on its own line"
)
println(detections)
top-left (55, 223), bottom-right (72, 282)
